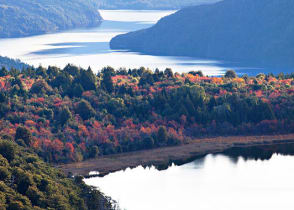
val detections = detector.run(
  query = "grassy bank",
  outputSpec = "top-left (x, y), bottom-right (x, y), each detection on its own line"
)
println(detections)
top-left (58, 134), bottom-right (294, 177)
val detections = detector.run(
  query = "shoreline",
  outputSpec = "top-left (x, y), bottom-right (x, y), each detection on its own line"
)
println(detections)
top-left (0, 21), bottom-right (102, 39)
top-left (58, 134), bottom-right (294, 177)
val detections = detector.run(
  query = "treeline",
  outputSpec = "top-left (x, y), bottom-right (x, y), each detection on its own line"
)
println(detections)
top-left (0, 65), bottom-right (294, 163)
top-left (0, 140), bottom-right (115, 209)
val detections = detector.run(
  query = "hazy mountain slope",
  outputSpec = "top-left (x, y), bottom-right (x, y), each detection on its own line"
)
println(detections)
top-left (0, 0), bottom-right (102, 38)
top-left (97, 0), bottom-right (220, 9)
top-left (0, 56), bottom-right (30, 70)
top-left (110, 0), bottom-right (294, 67)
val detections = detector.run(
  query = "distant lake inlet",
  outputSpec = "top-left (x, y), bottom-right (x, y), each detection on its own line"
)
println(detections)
top-left (0, 10), bottom-right (289, 76)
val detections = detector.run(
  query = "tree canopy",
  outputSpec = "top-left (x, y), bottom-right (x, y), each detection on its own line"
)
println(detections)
top-left (0, 64), bottom-right (293, 164)
top-left (0, 140), bottom-right (115, 209)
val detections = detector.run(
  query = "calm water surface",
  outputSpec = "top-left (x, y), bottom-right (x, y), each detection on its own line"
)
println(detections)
top-left (85, 146), bottom-right (294, 210)
top-left (0, 10), bottom-right (289, 75)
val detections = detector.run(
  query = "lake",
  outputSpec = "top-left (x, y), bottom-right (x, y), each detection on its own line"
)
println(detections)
top-left (85, 144), bottom-right (294, 210)
top-left (0, 10), bottom-right (290, 76)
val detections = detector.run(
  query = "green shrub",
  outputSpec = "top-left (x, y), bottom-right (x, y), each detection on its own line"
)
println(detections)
top-left (0, 155), bottom-right (8, 167)
top-left (0, 141), bottom-right (16, 162)
top-left (7, 201), bottom-right (24, 210)
top-left (75, 100), bottom-right (95, 120)
top-left (0, 167), bottom-right (10, 181)
top-left (15, 127), bottom-right (33, 146)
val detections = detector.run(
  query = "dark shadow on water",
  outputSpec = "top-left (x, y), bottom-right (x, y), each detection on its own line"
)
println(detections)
top-left (30, 42), bottom-right (110, 56)
top-left (176, 62), bottom-right (220, 66)
top-left (151, 143), bottom-right (294, 173)
top-left (152, 156), bottom-right (207, 171)
top-left (64, 20), bottom-right (152, 34)
top-left (222, 143), bottom-right (294, 163)
top-left (87, 143), bottom-right (294, 178)
top-left (188, 157), bottom-right (206, 169)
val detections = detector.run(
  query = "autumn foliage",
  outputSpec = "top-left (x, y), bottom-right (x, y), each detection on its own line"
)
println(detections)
top-left (0, 65), bottom-right (294, 163)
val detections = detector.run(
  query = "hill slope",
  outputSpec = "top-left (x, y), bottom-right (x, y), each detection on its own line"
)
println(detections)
top-left (110, 0), bottom-right (294, 67)
top-left (0, 56), bottom-right (30, 70)
top-left (0, 140), bottom-right (114, 209)
top-left (0, 0), bottom-right (102, 38)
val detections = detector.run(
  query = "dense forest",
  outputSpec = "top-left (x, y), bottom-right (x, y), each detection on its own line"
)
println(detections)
top-left (110, 0), bottom-right (294, 68)
top-left (0, 140), bottom-right (115, 209)
top-left (0, 0), bottom-right (102, 38)
top-left (97, 0), bottom-right (219, 9)
top-left (0, 64), bottom-right (294, 164)
top-left (0, 56), bottom-right (30, 70)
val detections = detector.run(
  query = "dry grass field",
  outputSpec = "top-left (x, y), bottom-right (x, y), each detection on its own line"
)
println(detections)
top-left (59, 134), bottom-right (294, 177)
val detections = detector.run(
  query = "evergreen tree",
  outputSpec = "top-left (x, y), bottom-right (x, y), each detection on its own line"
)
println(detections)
top-left (225, 70), bottom-right (237, 78)
top-left (89, 146), bottom-right (100, 158)
top-left (58, 107), bottom-right (72, 126)
top-left (51, 72), bottom-right (72, 90)
top-left (64, 64), bottom-right (80, 76)
top-left (0, 141), bottom-right (16, 162)
top-left (101, 67), bottom-right (114, 93)
top-left (75, 100), bottom-right (95, 120)
top-left (15, 127), bottom-right (33, 146)
top-left (36, 66), bottom-right (47, 77)
top-left (143, 136), bottom-right (154, 149)
top-left (0, 67), bottom-right (8, 77)
top-left (78, 67), bottom-right (96, 91)
top-left (164, 68), bottom-right (174, 78)
top-left (157, 126), bottom-right (168, 145)
top-left (47, 66), bottom-right (59, 77)
top-left (71, 83), bottom-right (84, 98)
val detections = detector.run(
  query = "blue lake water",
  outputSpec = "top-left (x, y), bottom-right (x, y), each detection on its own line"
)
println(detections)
top-left (0, 10), bottom-right (291, 76)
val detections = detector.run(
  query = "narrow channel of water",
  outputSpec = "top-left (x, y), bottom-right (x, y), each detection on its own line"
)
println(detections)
top-left (0, 10), bottom-right (289, 75)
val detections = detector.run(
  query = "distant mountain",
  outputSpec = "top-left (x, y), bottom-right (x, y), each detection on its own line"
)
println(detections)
top-left (97, 0), bottom-right (220, 10)
top-left (0, 0), bottom-right (102, 38)
top-left (0, 56), bottom-right (30, 70)
top-left (110, 0), bottom-right (294, 68)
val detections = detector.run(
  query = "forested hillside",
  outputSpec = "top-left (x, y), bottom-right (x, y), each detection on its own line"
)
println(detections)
top-left (97, 0), bottom-right (219, 9)
top-left (0, 0), bottom-right (220, 38)
top-left (0, 140), bottom-right (114, 209)
top-left (110, 0), bottom-right (294, 68)
top-left (0, 0), bottom-right (102, 38)
top-left (0, 56), bottom-right (30, 70)
top-left (0, 64), bottom-right (294, 164)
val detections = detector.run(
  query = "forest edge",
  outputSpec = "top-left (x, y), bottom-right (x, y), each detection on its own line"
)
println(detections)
top-left (58, 134), bottom-right (294, 177)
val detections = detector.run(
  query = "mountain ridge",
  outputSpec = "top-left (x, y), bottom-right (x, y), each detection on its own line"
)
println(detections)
top-left (110, 0), bottom-right (294, 68)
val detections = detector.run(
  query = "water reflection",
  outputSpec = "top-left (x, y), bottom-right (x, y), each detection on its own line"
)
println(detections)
top-left (31, 42), bottom-right (110, 55)
top-left (223, 143), bottom-right (294, 162)
top-left (85, 143), bottom-right (294, 210)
